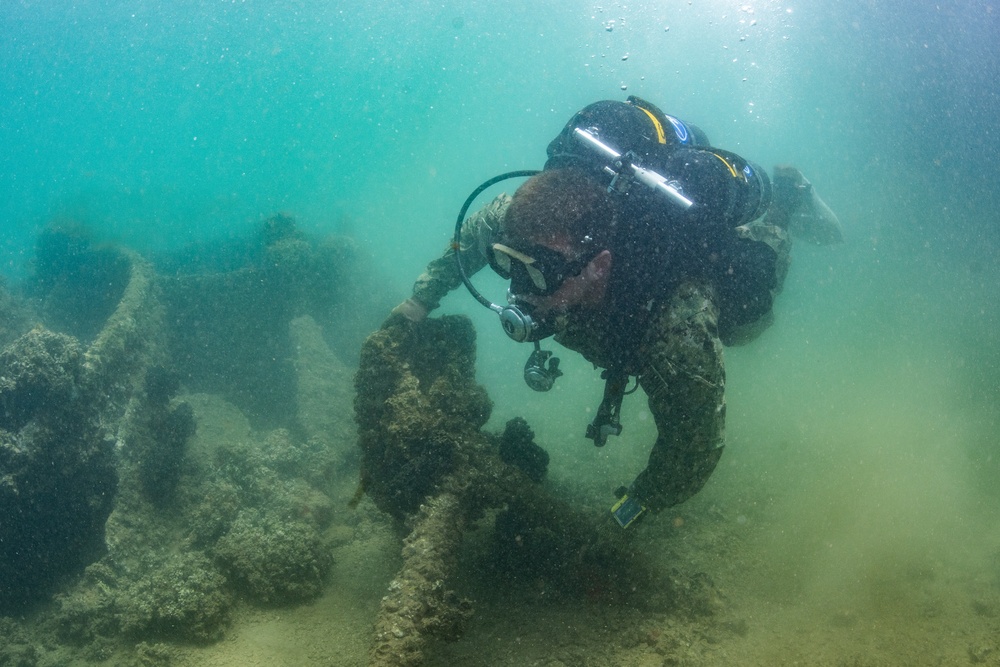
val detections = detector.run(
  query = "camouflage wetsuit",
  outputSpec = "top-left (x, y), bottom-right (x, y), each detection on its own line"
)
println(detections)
top-left (409, 194), bottom-right (789, 511)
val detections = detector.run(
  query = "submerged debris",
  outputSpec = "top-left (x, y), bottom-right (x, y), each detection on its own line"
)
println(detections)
top-left (355, 315), bottom-right (648, 666)
top-left (0, 214), bottom-right (366, 662)
top-left (0, 246), bottom-right (159, 612)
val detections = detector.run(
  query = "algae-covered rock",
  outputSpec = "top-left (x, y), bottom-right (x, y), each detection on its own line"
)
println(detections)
top-left (0, 327), bottom-right (84, 428)
top-left (117, 552), bottom-right (231, 643)
top-left (0, 329), bottom-right (117, 611)
top-left (0, 616), bottom-right (38, 667)
top-left (176, 402), bottom-right (338, 605)
top-left (47, 550), bottom-right (230, 647)
top-left (354, 315), bottom-right (492, 521)
top-left (255, 427), bottom-right (339, 490)
top-left (49, 561), bottom-right (121, 646)
top-left (131, 641), bottom-right (176, 667)
top-left (43, 378), bottom-right (342, 650)
top-left (214, 510), bottom-right (332, 603)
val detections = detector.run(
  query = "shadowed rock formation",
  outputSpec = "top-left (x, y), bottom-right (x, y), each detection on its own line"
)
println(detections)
top-left (355, 315), bottom-right (648, 667)
top-left (0, 245), bottom-right (160, 611)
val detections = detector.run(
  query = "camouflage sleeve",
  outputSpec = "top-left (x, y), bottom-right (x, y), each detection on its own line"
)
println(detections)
top-left (632, 281), bottom-right (727, 511)
top-left (410, 194), bottom-right (512, 312)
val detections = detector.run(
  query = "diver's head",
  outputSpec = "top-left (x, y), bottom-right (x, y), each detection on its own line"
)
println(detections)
top-left (489, 168), bottom-right (617, 323)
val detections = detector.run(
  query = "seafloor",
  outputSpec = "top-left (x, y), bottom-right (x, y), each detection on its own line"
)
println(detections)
top-left (0, 217), bottom-right (997, 667)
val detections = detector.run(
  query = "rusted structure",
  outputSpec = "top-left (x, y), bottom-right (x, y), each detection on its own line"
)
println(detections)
top-left (355, 316), bottom-right (643, 667)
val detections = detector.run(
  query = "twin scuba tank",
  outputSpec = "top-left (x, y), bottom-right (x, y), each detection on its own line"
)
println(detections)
top-left (543, 97), bottom-right (780, 342)
top-left (545, 96), bottom-right (771, 229)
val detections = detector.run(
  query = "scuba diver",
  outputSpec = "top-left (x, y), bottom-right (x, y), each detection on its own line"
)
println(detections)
top-left (388, 96), bottom-right (842, 528)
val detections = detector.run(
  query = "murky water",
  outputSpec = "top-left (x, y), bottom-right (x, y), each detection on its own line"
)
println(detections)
top-left (2, 1), bottom-right (998, 665)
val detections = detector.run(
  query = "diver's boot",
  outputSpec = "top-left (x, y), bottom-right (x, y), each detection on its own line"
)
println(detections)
top-left (771, 165), bottom-right (844, 245)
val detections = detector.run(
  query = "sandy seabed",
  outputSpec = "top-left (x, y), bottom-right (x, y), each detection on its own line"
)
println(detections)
top-left (167, 482), bottom-right (1000, 667)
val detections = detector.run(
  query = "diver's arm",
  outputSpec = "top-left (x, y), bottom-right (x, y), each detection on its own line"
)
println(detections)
top-left (632, 281), bottom-right (727, 511)
top-left (400, 194), bottom-right (511, 319)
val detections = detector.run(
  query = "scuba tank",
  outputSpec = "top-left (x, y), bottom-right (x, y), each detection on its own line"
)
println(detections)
top-left (545, 96), bottom-right (771, 228)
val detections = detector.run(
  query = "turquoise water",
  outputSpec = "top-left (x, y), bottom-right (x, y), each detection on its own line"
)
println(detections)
top-left (9, 1), bottom-right (996, 281)
top-left (3, 0), bottom-right (999, 663)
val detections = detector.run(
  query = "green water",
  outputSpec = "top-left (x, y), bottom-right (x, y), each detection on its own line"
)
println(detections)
top-left (2, 0), bottom-right (998, 664)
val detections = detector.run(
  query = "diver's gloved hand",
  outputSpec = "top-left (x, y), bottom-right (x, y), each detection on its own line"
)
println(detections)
top-left (383, 298), bottom-right (428, 328)
top-left (611, 484), bottom-right (647, 529)
top-left (772, 165), bottom-right (844, 245)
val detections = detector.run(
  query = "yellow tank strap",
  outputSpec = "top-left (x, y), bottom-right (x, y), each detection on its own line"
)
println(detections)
top-left (635, 106), bottom-right (667, 144)
top-left (710, 151), bottom-right (739, 178)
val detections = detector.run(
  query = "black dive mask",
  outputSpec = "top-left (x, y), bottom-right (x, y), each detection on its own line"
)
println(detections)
top-left (488, 241), bottom-right (599, 297)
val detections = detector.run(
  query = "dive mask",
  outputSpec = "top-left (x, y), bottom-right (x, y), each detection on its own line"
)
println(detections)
top-left (454, 170), bottom-right (555, 346)
top-left (489, 242), bottom-right (599, 297)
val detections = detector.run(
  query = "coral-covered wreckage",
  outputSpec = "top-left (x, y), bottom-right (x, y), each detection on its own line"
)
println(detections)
top-left (0, 245), bottom-right (156, 608)
top-left (355, 315), bottom-right (649, 667)
top-left (0, 215), bottom-right (715, 666)
top-left (0, 216), bottom-right (373, 664)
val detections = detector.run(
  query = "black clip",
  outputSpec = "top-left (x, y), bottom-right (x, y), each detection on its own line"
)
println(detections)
top-left (585, 369), bottom-right (628, 447)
